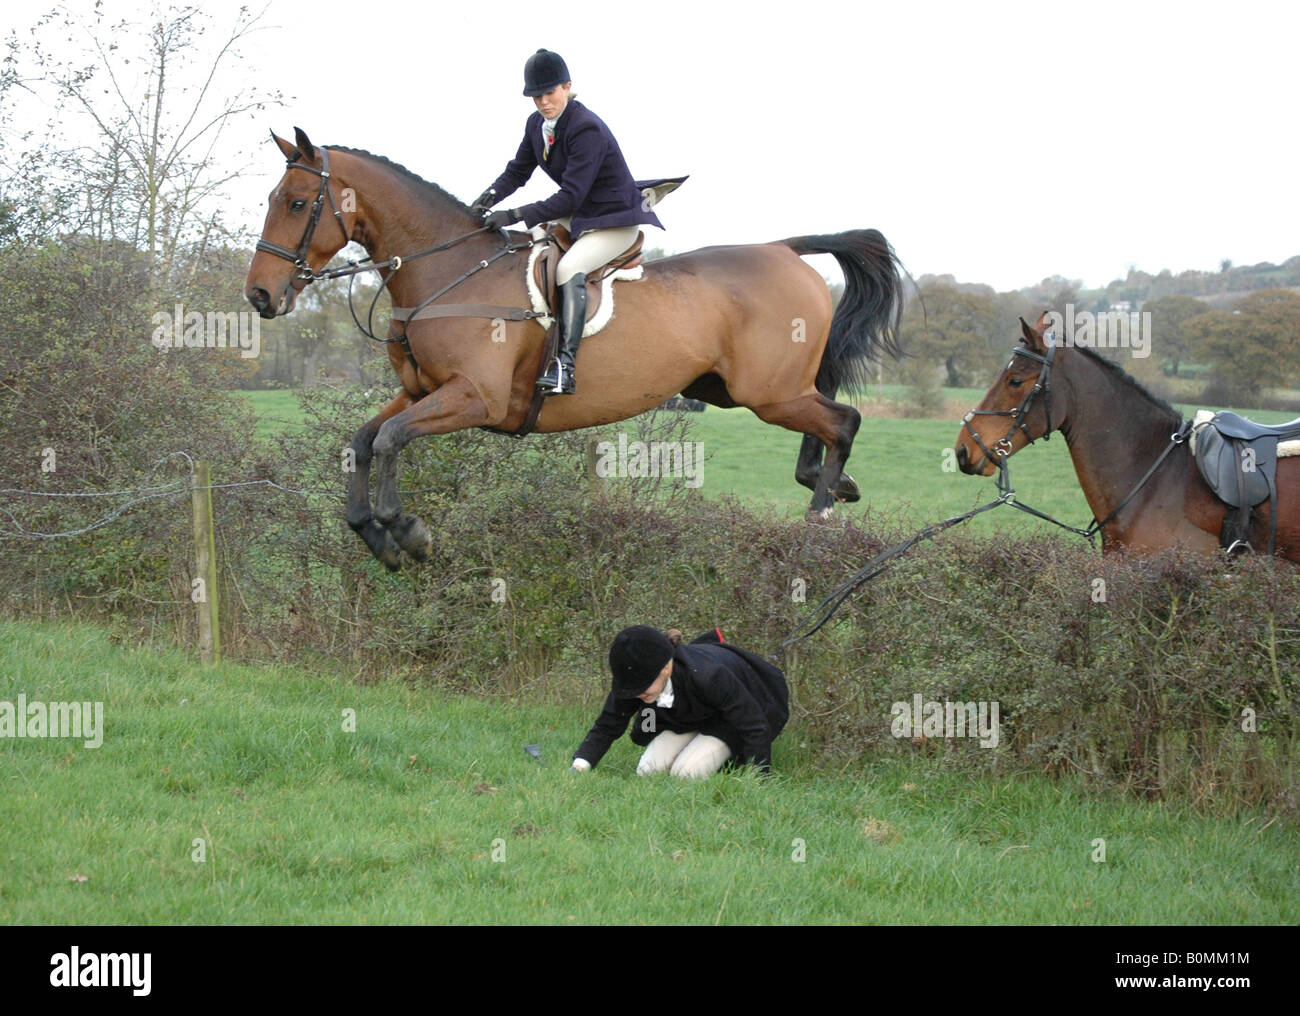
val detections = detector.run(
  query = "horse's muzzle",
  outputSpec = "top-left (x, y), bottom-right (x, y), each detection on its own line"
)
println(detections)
top-left (956, 443), bottom-right (995, 477)
top-left (247, 286), bottom-right (274, 318)
top-left (246, 282), bottom-right (298, 319)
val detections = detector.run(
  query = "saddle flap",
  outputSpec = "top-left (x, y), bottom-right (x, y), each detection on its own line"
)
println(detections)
top-left (549, 223), bottom-right (573, 252)
top-left (530, 230), bottom-right (646, 325)
top-left (1193, 425), bottom-right (1277, 507)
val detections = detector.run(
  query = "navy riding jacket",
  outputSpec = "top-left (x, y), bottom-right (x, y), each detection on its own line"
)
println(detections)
top-left (488, 99), bottom-right (663, 237)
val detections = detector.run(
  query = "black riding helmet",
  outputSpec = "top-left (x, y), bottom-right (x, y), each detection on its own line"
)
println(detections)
top-left (609, 626), bottom-right (674, 699)
top-left (523, 48), bottom-right (570, 96)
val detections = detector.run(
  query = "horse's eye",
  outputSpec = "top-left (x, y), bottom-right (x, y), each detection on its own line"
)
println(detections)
top-left (1008, 377), bottom-right (1024, 389)
top-left (290, 199), bottom-right (307, 212)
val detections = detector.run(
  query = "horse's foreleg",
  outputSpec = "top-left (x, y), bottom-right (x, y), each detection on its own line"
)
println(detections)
top-left (755, 393), bottom-right (861, 517)
top-left (346, 391), bottom-right (415, 570)
top-left (371, 376), bottom-right (491, 554)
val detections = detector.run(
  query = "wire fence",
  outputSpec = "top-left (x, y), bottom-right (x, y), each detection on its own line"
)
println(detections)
top-left (0, 451), bottom-right (450, 540)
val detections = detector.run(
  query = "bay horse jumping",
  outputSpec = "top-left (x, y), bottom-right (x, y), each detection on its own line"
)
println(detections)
top-left (245, 129), bottom-right (903, 568)
top-left (954, 314), bottom-right (1300, 559)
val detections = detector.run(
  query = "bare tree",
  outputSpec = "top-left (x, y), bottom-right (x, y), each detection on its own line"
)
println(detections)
top-left (14, 2), bottom-right (283, 291)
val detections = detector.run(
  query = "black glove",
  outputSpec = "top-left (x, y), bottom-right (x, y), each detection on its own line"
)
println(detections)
top-left (470, 188), bottom-right (496, 216)
top-left (482, 208), bottom-right (520, 231)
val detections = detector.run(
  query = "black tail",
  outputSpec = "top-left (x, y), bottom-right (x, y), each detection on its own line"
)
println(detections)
top-left (781, 229), bottom-right (904, 394)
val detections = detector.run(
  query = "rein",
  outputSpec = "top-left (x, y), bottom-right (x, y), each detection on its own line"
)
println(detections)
top-left (960, 340), bottom-right (1192, 542)
top-left (779, 347), bottom-right (1193, 655)
top-left (337, 233), bottom-right (549, 355)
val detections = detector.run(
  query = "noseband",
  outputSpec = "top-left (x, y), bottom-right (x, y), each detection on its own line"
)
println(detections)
top-left (254, 147), bottom-right (350, 279)
top-left (962, 339), bottom-right (1057, 466)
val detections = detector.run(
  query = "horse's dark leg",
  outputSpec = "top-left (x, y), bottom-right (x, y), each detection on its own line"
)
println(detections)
top-left (371, 377), bottom-right (490, 555)
top-left (795, 433), bottom-right (824, 492)
top-left (752, 393), bottom-right (861, 518)
top-left (794, 383), bottom-right (860, 503)
top-left (794, 423), bottom-right (861, 504)
top-left (346, 391), bottom-right (414, 570)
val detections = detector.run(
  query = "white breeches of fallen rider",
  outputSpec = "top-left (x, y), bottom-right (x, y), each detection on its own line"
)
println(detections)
top-left (635, 730), bottom-right (733, 779)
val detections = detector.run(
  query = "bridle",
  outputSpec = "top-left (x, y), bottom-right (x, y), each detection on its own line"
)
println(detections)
top-left (254, 147), bottom-right (351, 281)
top-left (961, 339), bottom-right (1057, 468)
top-left (250, 146), bottom-right (535, 340)
top-left (249, 143), bottom-right (556, 434)
top-left (959, 337), bottom-right (1192, 542)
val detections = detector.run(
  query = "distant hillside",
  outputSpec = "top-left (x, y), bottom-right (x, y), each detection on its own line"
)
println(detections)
top-left (908, 256), bottom-right (1300, 309)
top-left (1080, 256), bottom-right (1300, 309)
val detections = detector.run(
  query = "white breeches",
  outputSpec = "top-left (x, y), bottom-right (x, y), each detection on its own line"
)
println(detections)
top-left (636, 730), bottom-right (733, 779)
top-left (555, 218), bottom-right (642, 285)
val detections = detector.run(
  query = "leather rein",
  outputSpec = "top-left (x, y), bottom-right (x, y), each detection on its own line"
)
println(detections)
top-left (782, 342), bottom-right (1196, 654)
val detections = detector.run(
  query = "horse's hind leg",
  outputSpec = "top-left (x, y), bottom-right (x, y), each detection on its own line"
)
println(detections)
top-left (346, 391), bottom-right (414, 570)
top-left (753, 392), bottom-right (861, 517)
top-left (794, 384), bottom-right (861, 503)
top-left (795, 433), bottom-right (823, 492)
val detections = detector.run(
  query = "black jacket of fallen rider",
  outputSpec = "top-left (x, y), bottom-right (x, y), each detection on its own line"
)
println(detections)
top-left (574, 634), bottom-right (790, 772)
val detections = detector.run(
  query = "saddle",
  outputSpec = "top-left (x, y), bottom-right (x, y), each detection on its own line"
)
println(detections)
top-left (482, 175), bottom-right (686, 439)
top-left (529, 226), bottom-right (645, 333)
top-left (527, 175), bottom-right (687, 335)
top-left (1191, 410), bottom-right (1300, 553)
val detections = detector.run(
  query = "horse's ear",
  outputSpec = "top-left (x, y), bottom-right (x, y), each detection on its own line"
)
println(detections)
top-left (293, 127), bottom-right (317, 163)
top-left (1019, 315), bottom-right (1047, 352)
top-left (270, 130), bottom-right (298, 162)
top-left (1033, 310), bottom-right (1054, 334)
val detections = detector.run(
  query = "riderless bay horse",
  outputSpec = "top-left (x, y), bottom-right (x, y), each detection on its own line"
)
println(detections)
top-left (245, 129), bottom-right (903, 569)
top-left (955, 314), bottom-right (1300, 559)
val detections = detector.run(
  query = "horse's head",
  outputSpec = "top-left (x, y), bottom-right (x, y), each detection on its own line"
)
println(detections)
top-left (245, 127), bottom-right (352, 319)
top-left (955, 311), bottom-right (1062, 476)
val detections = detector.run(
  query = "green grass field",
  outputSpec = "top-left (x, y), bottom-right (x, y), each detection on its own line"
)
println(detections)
top-left (3, 619), bottom-right (1297, 924)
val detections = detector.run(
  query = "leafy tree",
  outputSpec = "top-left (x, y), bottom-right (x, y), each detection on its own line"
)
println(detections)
top-left (1142, 294), bottom-right (1210, 377)
top-left (899, 282), bottom-right (1000, 388)
top-left (1186, 289), bottom-right (1300, 403)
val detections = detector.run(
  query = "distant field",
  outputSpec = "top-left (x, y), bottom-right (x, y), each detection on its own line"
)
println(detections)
top-left (236, 389), bottom-right (1090, 532)
top-left (238, 386), bottom-right (1300, 535)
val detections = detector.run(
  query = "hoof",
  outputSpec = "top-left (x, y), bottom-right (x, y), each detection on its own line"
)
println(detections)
top-left (390, 513), bottom-right (433, 562)
top-left (833, 473), bottom-right (861, 503)
top-left (353, 518), bottom-right (402, 571)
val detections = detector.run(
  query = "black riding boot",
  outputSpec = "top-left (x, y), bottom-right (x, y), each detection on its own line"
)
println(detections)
top-left (537, 272), bottom-right (586, 396)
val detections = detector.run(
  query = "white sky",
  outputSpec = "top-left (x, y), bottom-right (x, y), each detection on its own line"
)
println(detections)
top-left (3, 0), bottom-right (1298, 291)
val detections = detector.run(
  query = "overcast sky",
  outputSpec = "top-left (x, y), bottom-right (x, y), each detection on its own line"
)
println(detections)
top-left (4, 0), bottom-right (1297, 291)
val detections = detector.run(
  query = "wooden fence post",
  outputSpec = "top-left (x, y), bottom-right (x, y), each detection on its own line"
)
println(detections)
top-left (191, 459), bottom-right (220, 665)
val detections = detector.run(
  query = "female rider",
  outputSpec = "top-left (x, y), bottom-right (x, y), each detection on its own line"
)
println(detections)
top-left (472, 49), bottom-right (663, 395)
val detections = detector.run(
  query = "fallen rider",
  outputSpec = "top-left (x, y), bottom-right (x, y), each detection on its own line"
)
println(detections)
top-left (571, 625), bottom-right (790, 778)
